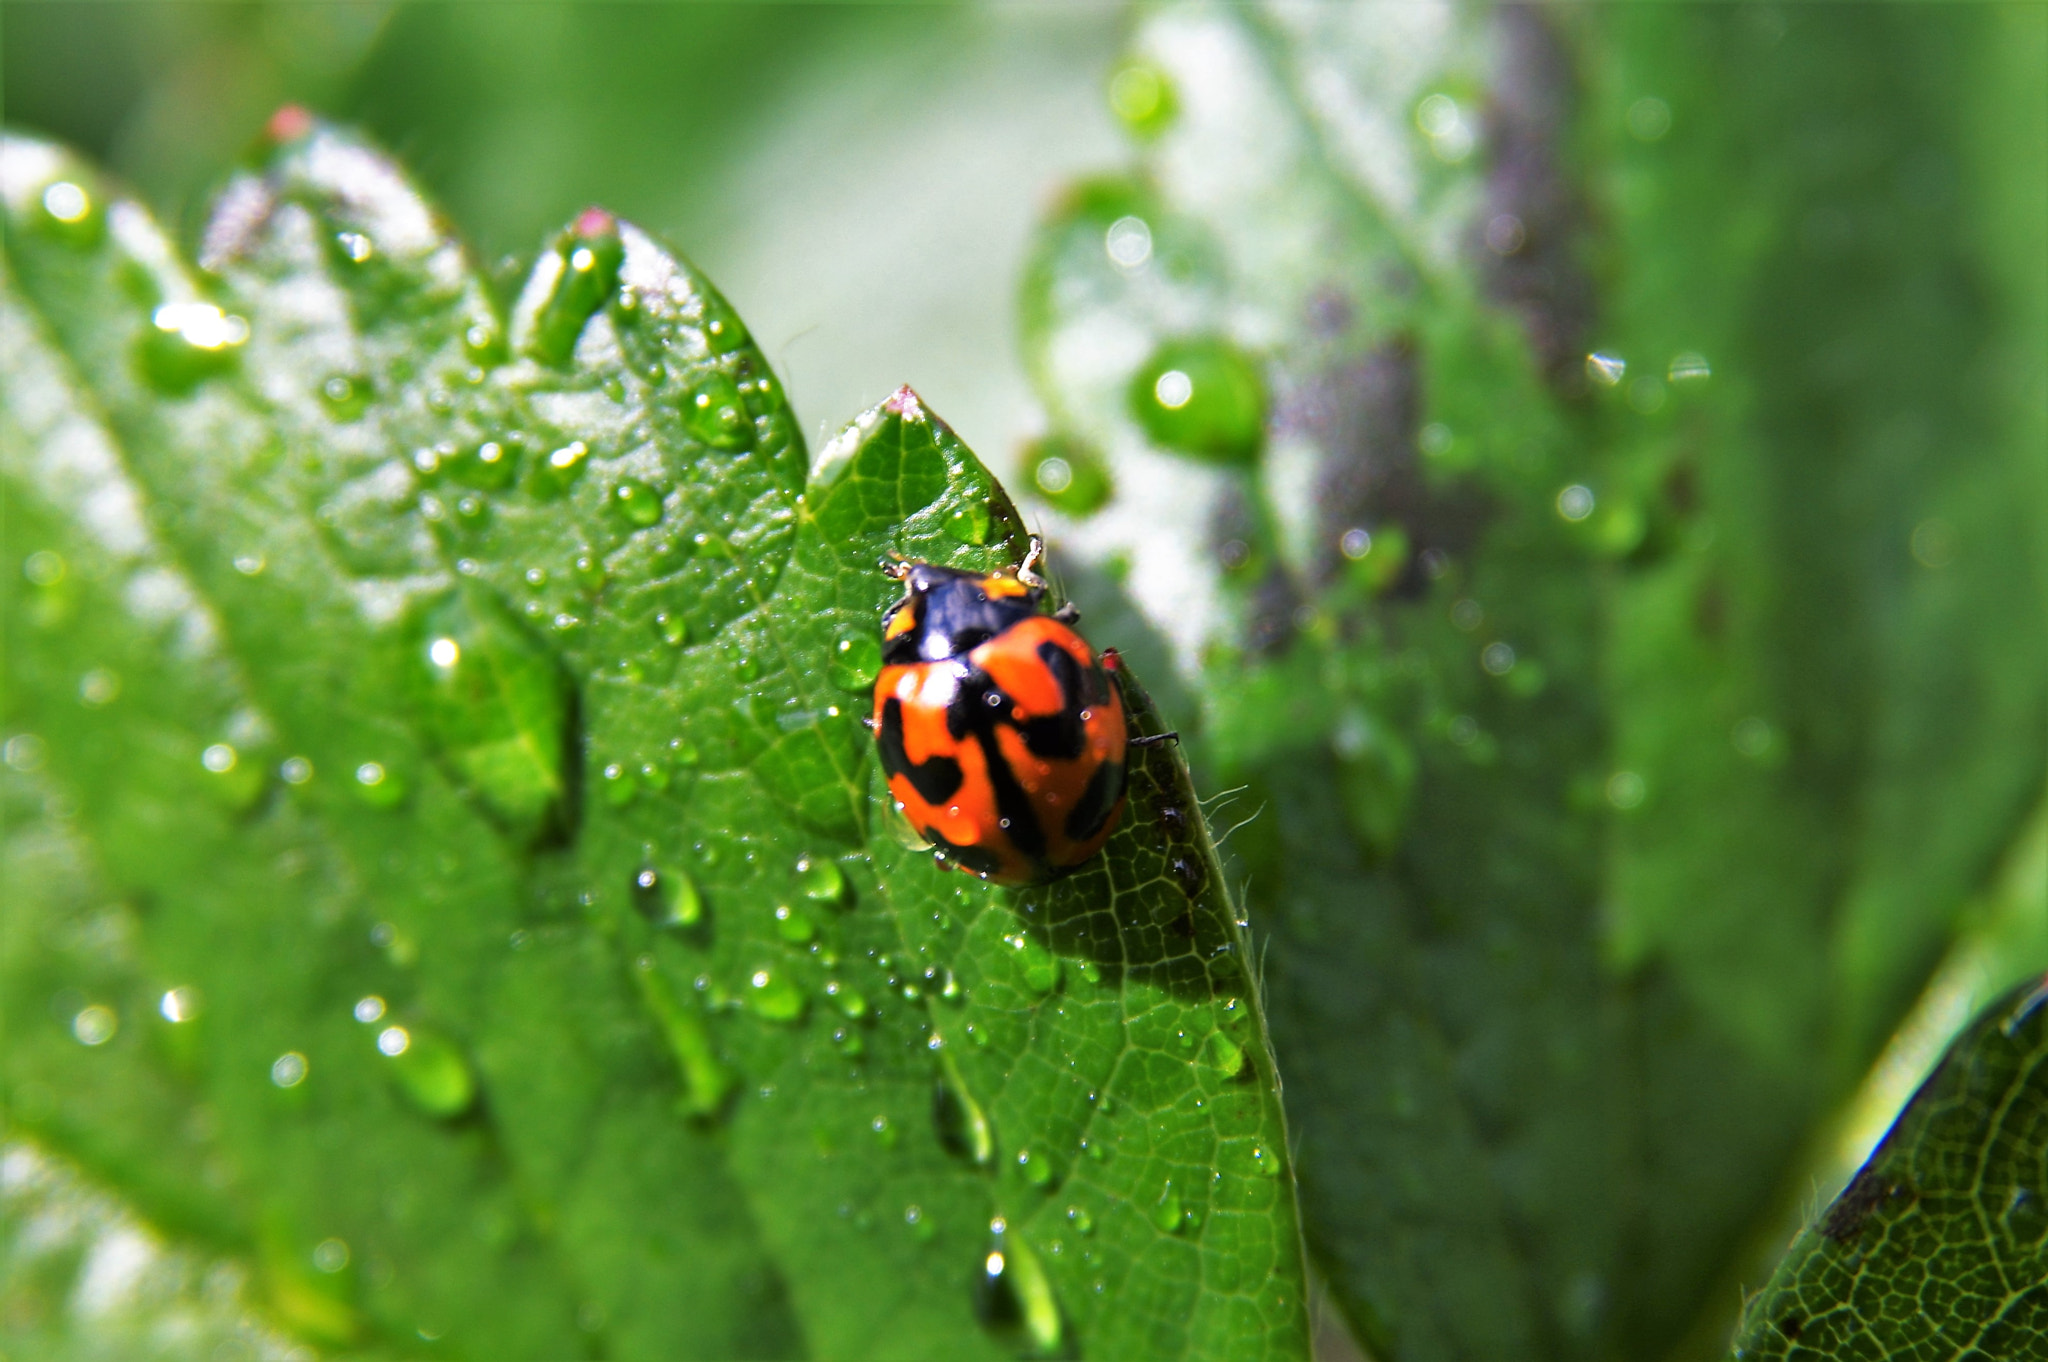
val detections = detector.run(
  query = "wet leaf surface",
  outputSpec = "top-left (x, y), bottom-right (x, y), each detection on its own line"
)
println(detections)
top-left (1, 120), bottom-right (1307, 1359)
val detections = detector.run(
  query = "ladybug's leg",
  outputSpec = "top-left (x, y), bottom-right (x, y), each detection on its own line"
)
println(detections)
top-left (1129, 732), bottom-right (1180, 749)
top-left (1016, 534), bottom-right (1048, 590)
top-left (1052, 602), bottom-right (1081, 624)
top-left (879, 554), bottom-right (911, 581)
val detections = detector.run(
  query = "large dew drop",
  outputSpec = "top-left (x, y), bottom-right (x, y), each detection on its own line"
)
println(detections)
top-left (1127, 336), bottom-right (1268, 467)
top-left (376, 1025), bottom-right (477, 1119)
top-left (404, 585), bottom-right (571, 843)
top-left (973, 1218), bottom-right (1065, 1357)
top-left (933, 1053), bottom-right (995, 1167)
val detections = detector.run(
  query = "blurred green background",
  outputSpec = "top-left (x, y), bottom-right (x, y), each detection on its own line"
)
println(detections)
top-left (2, 1), bottom-right (1124, 480)
top-left (5, 2), bottom-right (2046, 1360)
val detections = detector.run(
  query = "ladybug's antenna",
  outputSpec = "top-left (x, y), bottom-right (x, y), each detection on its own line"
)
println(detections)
top-left (1016, 535), bottom-right (1048, 591)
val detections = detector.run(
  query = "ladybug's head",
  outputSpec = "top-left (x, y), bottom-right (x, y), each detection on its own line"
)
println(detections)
top-left (881, 561), bottom-right (1045, 665)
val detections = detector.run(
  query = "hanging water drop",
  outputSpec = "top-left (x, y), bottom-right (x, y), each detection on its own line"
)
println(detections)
top-left (633, 866), bottom-right (703, 928)
top-left (611, 479), bottom-right (664, 528)
top-left (1128, 336), bottom-right (1267, 466)
top-left (378, 1024), bottom-right (478, 1119)
top-left (744, 968), bottom-right (805, 1023)
top-left (795, 854), bottom-right (848, 906)
top-left (773, 904), bottom-right (817, 944)
top-left (972, 1219), bottom-right (1064, 1356)
top-left (1153, 1180), bottom-right (1184, 1233)
top-left (826, 634), bottom-right (881, 693)
top-left (933, 1055), bottom-right (995, 1167)
top-left (682, 371), bottom-right (753, 450)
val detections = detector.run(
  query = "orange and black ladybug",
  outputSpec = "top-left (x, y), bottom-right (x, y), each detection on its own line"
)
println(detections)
top-left (868, 538), bottom-right (1171, 885)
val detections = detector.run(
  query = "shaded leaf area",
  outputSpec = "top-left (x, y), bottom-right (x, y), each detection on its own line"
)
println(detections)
top-left (1016, 4), bottom-right (2047, 1360)
top-left (0, 120), bottom-right (1307, 1360)
top-left (1730, 975), bottom-right (2048, 1359)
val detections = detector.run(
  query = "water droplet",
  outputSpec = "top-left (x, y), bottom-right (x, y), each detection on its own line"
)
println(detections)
top-left (1002, 933), bottom-right (1062, 997)
top-left (825, 980), bottom-right (869, 1019)
top-left (933, 1059), bottom-right (995, 1167)
top-left (200, 742), bottom-right (238, 774)
top-left (1153, 1181), bottom-right (1184, 1233)
top-left (353, 995), bottom-right (386, 1024)
top-left (683, 371), bottom-right (753, 450)
top-left (1481, 642), bottom-right (1517, 676)
top-left (271, 1051), bottom-right (308, 1087)
top-left (1584, 352), bottom-right (1627, 387)
top-left (654, 611), bottom-right (690, 647)
top-left (449, 438), bottom-right (518, 490)
top-left (71, 1004), bottom-right (117, 1046)
top-left (946, 501), bottom-right (993, 546)
top-left (1606, 770), bottom-right (1647, 811)
top-left (1249, 1143), bottom-right (1284, 1177)
top-left (1416, 92), bottom-right (1475, 161)
top-left (528, 218), bottom-right (622, 365)
top-left (1077, 960), bottom-right (1102, 985)
top-left (633, 865), bottom-right (704, 928)
top-left (602, 762), bottom-right (638, 807)
top-left (1017, 1148), bottom-right (1054, 1188)
top-left (612, 478), bottom-right (665, 528)
top-left (904, 1204), bottom-right (935, 1242)
top-left (733, 653), bottom-right (761, 683)
top-left (1128, 337), bottom-right (1266, 466)
top-left (796, 854), bottom-right (848, 905)
top-left (1668, 351), bottom-right (1711, 382)
top-left (870, 1113), bottom-right (897, 1148)
top-left (41, 179), bottom-right (93, 227)
top-left (629, 961), bottom-right (733, 1116)
top-left (1023, 434), bottom-right (1113, 517)
top-left (773, 904), bottom-right (817, 943)
top-left (311, 1237), bottom-right (351, 1274)
top-left (1627, 96), bottom-right (1673, 142)
top-left (352, 760), bottom-right (406, 808)
top-left (379, 1025), bottom-right (478, 1118)
top-left (318, 372), bottom-right (371, 422)
top-left (406, 588), bottom-right (571, 836)
top-left (826, 633), bottom-right (881, 693)
top-left (1204, 1032), bottom-right (1247, 1078)
top-left (745, 968), bottom-right (806, 1023)
top-left (1066, 1205), bottom-right (1094, 1236)
top-left (1556, 485), bottom-right (1596, 522)
top-left (670, 737), bottom-right (701, 769)
top-left (973, 1221), bottom-right (1064, 1356)
top-left (136, 303), bottom-right (248, 393)
top-left (1108, 60), bottom-right (1177, 138)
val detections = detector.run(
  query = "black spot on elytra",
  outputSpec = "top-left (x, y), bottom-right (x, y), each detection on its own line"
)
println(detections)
top-left (1018, 642), bottom-right (1086, 759)
top-left (879, 697), bottom-right (962, 804)
top-left (929, 829), bottom-right (1002, 878)
top-left (1065, 760), bottom-right (1125, 844)
top-left (974, 730), bottom-right (1048, 865)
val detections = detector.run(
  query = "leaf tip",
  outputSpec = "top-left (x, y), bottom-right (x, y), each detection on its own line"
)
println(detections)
top-left (573, 205), bottom-right (618, 240)
top-left (266, 104), bottom-right (315, 144)
top-left (884, 384), bottom-right (926, 422)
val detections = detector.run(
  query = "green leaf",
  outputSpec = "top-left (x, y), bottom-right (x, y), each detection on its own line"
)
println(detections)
top-left (1730, 974), bottom-right (2048, 1358)
top-left (1016, 5), bottom-right (2047, 1360)
top-left (2, 116), bottom-right (1308, 1360)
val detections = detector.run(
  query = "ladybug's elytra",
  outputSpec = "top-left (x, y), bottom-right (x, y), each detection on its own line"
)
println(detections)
top-left (869, 538), bottom-right (1172, 885)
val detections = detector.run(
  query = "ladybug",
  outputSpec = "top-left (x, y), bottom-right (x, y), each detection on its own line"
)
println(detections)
top-left (868, 537), bottom-right (1172, 885)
